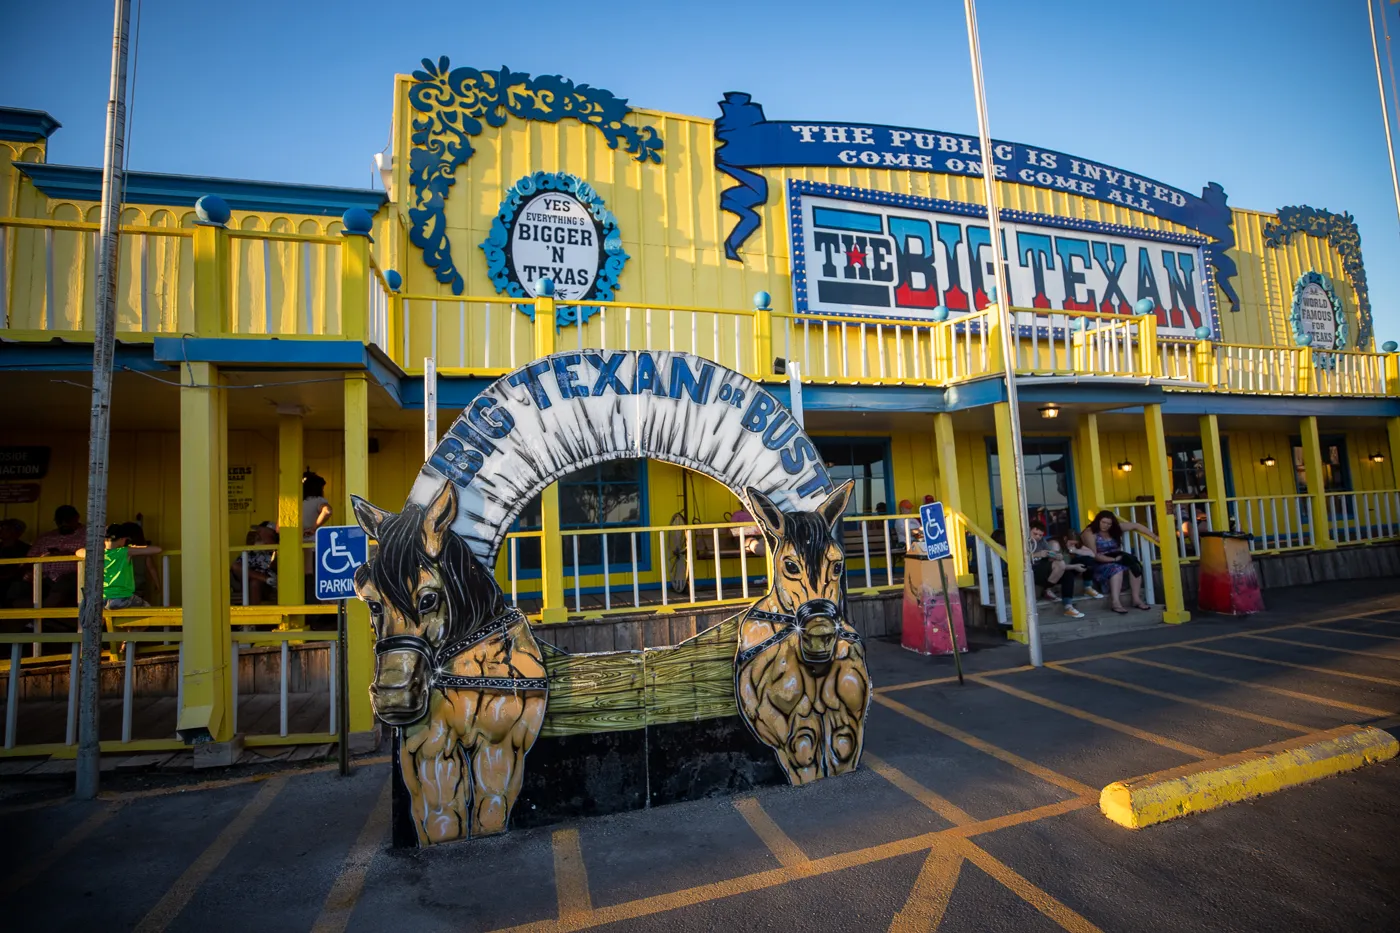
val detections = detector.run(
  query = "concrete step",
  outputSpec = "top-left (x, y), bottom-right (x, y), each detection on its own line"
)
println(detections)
top-left (1033, 596), bottom-right (1162, 644)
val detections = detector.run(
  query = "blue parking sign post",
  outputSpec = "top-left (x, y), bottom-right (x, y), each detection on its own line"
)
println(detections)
top-left (918, 501), bottom-right (964, 685)
top-left (315, 526), bottom-right (367, 775)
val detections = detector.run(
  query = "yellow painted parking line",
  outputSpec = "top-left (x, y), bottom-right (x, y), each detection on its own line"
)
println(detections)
top-left (959, 839), bottom-right (1105, 933)
top-left (878, 665), bottom-right (1033, 694)
top-left (862, 752), bottom-right (975, 827)
top-left (872, 694), bottom-right (1096, 797)
top-left (734, 796), bottom-right (809, 869)
top-left (311, 778), bottom-right (391, 933)
top-left (971, 675), bottom-right (1213, 759)
top-left (487, 794), bottom-right (1093, 933)
top-left (1243, 633), bottom-right (1400, 661)
top-left (1315, 623), bottom-right (1400, 641)
top-left (133, 775), bottom-right (288, 933)
top-left (1047, 663), bottom-right (1313, 734)
top-left (1181, 644), bottom-right (1400, 687)
top-left (552, 827), bottom-right (594, 922)
top-left (888, 841), bottom-right (962, 933)
top-left (0, 800), bottom-right (125, 898)
top-left (1114, 655), bottom-right (1394, 718)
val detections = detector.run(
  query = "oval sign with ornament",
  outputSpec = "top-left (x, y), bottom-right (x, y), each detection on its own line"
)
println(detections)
top-left (1291, 271), bottom-right (1346, 350)
top-left (479, 171), bottom-right (629, 309)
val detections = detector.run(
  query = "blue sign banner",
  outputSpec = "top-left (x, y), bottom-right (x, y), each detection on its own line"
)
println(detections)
top-left (920, 501), bottom-right (950, 561)
top-left (314, 525), bottom-right (369, 601)
top-left (714, 93), bottom-right (1240, 313)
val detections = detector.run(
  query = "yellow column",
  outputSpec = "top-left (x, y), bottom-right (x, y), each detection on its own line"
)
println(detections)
top-left (932, 413), bottom-right (971, 585)
top-left (276, 408), bottom-right (304, 609)
top-left (191, 222), bottom-right (229, 336)
top-left (340, 224), bottom-right (370, 343)
top-left (177, 361), bottom-right (233, 742)
top-left (753, 291), bottom-right (773, 380)
top-left (342, 373), bottom-right (374, 731)
top-left (533, 294), bottom-right (566, 622)
top-left (1138, 314), bottom-right (1158, 377)
top-left (1299, 415), bottom-right (1336, 549)
top-left (1077, 412), bottom-right (1106, 525)
top-left (1199, 414), bottom-right (1230, 531)
top-left (1144, 404), bottom-right (1189, 624)
top-left (993, 402), bottom-right (1030, 643)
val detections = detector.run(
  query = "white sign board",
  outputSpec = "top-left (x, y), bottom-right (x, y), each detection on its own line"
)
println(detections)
top-left (792, 190), bottom-right (1214, 339)
top-left (1297, 281), bottom-right (1338, 350)
top-left (511, 191), bottom-right (601, 301)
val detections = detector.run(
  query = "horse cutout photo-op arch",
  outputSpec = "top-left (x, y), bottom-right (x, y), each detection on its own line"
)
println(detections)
top-left (351, 349), bottom-right (872, 847)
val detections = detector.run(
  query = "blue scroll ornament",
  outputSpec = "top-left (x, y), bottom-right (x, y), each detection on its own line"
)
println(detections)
top-left (479, 171), bottom-right (629, 328)
top-left (1263, 206), bottom-right (1372, 351)
top-left (407, 58), bottom-right (663, 295)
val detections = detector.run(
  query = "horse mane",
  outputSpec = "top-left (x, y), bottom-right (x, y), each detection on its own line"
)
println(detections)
top-left (780, 509), bottom-right (848, 606)
top-left (364, 501), bottom-right (508, 641)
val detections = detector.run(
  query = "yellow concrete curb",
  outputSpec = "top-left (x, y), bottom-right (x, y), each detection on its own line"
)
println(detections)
top-left (1099, 724), bottom-right (1399, 829)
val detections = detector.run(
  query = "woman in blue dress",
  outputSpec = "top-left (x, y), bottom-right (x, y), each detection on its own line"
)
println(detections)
top-left (1079, 510), bottom-right (1158, 614)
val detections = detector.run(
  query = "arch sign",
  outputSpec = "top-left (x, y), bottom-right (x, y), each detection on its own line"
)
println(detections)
top-left (352, 351), bottom-right (872, 848)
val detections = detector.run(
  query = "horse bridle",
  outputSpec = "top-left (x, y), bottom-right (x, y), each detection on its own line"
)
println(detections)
top-left (737, 601), bottom-right (859, 666)
top-left (374, 608), bottom-right (549, 692)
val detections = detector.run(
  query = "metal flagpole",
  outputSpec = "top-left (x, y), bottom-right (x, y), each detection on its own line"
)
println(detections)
top-left (75, 0), bottom-right (132, 799)
top-left (424, 356), bottom-right (438, 459)
top-left (962, 0), bottom-right (1042, 666)
top-left (1369, 0), bottom-right (1400, 234)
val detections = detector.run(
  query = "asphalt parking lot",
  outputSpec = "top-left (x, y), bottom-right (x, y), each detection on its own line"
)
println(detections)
top-left (3, 579), bottom-right (1400, 933)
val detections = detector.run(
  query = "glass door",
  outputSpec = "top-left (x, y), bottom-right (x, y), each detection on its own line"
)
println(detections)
top-left (988, 438), bottom-right (1076, 538)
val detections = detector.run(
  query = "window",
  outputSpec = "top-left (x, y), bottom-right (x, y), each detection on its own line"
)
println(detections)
top-left (1167, 437), bottom-right (1232, 500)
top-left (813, 439), bottom-right (893, 515)
top-left (1291, 435), bottom-right (1350, 495)
top-left (988, 438), bottom-right (1075, 537)
top-left (514, 460), bottom-right (648, 572)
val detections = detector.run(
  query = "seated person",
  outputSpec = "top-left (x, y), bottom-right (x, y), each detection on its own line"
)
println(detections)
top-left (1029, 520), bottom-right (1091, 618)
top-left (75, 525), bottom-right (163, 610)
top-left (0, 518), bottom-right (30, 609)
top-left (232, 522), bottom-right (279, 605)
top-left (25, 505), bottom-right (86, 609)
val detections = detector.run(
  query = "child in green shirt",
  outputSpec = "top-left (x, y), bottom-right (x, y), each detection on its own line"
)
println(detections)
top-left (75, 524), bottom-right (163, 609)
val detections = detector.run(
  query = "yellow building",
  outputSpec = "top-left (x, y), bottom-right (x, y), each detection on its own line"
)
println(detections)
top-left (2, 59), bottom-right (1397, 756)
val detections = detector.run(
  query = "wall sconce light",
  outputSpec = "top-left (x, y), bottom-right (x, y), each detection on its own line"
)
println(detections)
top-left (1117, 460), bottom-right (1134, 473)
top-left (1039, 404), bottom-right (1060, 420)
top-left (1371, 452), bottom-right (1386, 464)
top-left (1260, 455), bottom-right (1277, 467)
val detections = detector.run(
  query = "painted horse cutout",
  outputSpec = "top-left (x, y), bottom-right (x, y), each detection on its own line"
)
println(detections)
top-left (352, 483), bottom-right (547, 846)
top-left (734, 481), bottom-right (871, 785)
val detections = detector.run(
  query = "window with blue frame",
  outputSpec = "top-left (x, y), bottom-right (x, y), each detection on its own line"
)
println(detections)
top-left (988, 438), bottom-right (1075, 537)
top-left (513, 460), bottom-right (649, 574)
top-left (1291, 435), bottom-right (1351, 495)
top-left (813, 438), bottom-right (893, 515)
top-left (1167, 436), bottom-right (1233, 500)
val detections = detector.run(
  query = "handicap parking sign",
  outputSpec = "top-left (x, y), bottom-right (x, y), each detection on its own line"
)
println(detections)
top-left (920, 501), bottom-right (950, 560)
top-left (314, 525), bottom-right (368, 601)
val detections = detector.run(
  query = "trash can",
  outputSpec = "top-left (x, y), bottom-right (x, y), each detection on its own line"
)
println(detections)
top-left (902, 555), bottom-right (968, 655)
top-left (1196, 531), bottom-right (1264, 615)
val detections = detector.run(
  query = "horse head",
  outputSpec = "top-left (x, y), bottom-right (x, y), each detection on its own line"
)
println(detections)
top-left (352, 482), bottom-right (507, 726)
top-left (745, 481), bottom-right (853, 668)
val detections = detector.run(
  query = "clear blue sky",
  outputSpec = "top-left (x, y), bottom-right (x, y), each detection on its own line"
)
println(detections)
top-left (5, 0), bottom-right (1399, 341)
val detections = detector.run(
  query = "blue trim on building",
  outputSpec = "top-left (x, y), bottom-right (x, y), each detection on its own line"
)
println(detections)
top-left (0, 107), bottom-right (61, 143)
top-left (1157, 395), bottom-right (1400, 418)
top-left (153, 337), bottom-right (375, 367)
top-left (0, 342), bottom-right (166, 372)
top-left (15, 163), bottom-right (386, 217)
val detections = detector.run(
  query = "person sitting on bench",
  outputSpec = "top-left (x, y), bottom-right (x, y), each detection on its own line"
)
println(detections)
top-left (1030, 520), bottom-right (1091, 618)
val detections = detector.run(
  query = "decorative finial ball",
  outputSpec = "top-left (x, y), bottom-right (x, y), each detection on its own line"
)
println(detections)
top-left (194, 195), bottom-right (230, 226)
top-left (753, 290), bottom-right (771, 310)
top-left (1194, 325), bottom-right (1212, 340)
top-left (535, 276), bottom-right (555, 297)
top-left (385, 270), bottom-right (402, 292)
top-left (1133, 297), bottom-right (1156, 316)
top-left (341, 208), bottom-right (374, 235)
top-left (1384, 341), bottom-right (1398, 353)
top-left (986, 287), bottom-right (998, 304)
top-left (1298, 334), bottom-right (1313, 347)
top-left (931, 305), bottom-right (950, 322)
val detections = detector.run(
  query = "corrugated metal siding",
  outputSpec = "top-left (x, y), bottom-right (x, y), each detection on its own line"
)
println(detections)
top-left (396, 83), bottom-right (1366, 352)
